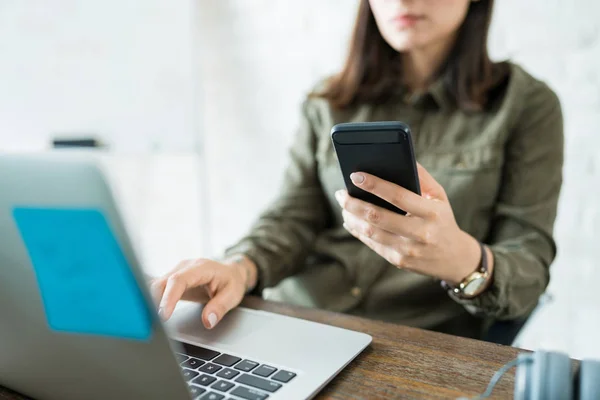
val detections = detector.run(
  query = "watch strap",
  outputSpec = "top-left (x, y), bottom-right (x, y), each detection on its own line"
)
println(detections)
top-left (440, 241), bottom-right (488, 294)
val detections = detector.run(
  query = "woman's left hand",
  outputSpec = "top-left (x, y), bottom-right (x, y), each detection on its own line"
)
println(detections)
top-left (335, 163), bottom-right (487, 285)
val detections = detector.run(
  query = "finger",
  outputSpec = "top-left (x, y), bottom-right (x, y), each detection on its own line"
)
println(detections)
top-left (159, 267), bottom-right (214, 320)
top-left (158, 278), bottom-right (185, 320)
top-left (344, 222), bottom-right (386, 253)
top-left (180, 285), bottom-right (211, 303)
top-left (201, 284), bottom-right (244, 329)
top-left (416, 163), bottom-right (447, 200)
top-left (345, 223), bottom-right (417, 268)
top-left (337, 191), bottom-right (426, 241)
top-left (150, 279), bottom-right (167, 307)
top-left (348, 172), bottom-right (433, 218)
top-left (342, 210), bottom-right (400, 247)
top-left (344, 223), bottom-right (399, 264)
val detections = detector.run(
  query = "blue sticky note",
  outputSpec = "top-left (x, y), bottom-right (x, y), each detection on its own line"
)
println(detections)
top-left (12, 207), bottom-right (152, 341)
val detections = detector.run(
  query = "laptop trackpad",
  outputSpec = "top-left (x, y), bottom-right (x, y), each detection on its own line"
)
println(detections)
top-left (166, 302), bottom-right (273, 347)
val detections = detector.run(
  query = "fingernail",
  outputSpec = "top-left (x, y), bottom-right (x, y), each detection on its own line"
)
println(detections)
top-left (157, 308), bottom-right (164, 318)
top-left (350, 173), bottom-right (364, 185)
top-left (343, 223), bottom-right (349, 231)
top-left (335, 190), bottom-right (343, 202)
top-left (208, 313), bottom-right (218, 328)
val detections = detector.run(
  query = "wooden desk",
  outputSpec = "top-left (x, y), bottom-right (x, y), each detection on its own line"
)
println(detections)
top-left (0, 296), bottom-right (521, 400)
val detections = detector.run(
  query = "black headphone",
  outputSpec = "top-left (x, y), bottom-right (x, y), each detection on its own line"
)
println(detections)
top-left (460, 350), bottom-right (600, 400)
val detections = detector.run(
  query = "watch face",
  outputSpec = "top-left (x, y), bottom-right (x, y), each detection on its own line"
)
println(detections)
top-left (463, 276), bottom-right (487, 296)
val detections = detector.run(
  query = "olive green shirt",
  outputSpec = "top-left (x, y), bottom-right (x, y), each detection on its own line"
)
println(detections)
top-left (224, 63), bottom-right (564, 339)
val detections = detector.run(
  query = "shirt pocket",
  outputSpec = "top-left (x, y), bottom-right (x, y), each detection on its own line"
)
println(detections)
top-left (421, 146), bottom-right (504, 234)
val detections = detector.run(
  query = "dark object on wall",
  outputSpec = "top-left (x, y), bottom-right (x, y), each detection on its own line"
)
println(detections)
top-left (52, 137), bottom-right (105, 149)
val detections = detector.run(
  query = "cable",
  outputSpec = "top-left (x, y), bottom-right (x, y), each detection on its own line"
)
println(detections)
top-left (457, 356), bottom-right (532, 400)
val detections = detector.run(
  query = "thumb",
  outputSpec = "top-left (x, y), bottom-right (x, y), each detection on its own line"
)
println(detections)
top-left (201, 284), bottom-right (243, 329)
top-left (416, 163), bottom-right (447, 200)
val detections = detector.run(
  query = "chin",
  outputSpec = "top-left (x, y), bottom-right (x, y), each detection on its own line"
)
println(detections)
top-left (384, 31), bottom-right (428, 52)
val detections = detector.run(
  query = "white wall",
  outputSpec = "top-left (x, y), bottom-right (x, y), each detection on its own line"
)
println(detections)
top-left (489, 0), bottom-right (600, 358)
top-left (0, 0), bottom-right (197, 153)
top-left (0, 0), bottom-right (207, 276)
top-left (196, 0), bottom-right (358, 253)
top-left (197, 0), bottom-right (600, 359)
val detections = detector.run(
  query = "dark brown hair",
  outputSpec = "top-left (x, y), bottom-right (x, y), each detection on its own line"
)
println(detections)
top-left (313, 0), bottom-right (507, 111)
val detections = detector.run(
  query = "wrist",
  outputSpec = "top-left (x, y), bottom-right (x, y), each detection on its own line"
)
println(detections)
top-left (448, 232), bottom-right (481, 285)
top-left (223, 254), bottom-right (258, 293)
top-left (442, 236), bottom-right (495, 299)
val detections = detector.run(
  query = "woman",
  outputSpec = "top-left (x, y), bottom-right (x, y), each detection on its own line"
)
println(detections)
top-left (152, 0), bottom-right (563, 339)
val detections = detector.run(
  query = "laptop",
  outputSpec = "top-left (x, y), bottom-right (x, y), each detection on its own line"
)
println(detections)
top-left (0, 154), bottom-right (372, 400)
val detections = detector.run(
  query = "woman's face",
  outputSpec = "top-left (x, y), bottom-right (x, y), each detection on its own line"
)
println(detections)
top-left (368, 0), bottom-right (472, 52)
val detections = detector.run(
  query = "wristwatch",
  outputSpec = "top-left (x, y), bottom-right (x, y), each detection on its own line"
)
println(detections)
top-left (441, 241), bottom-right (490, 299)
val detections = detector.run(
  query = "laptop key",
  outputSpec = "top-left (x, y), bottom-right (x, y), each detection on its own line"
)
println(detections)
top-left (234, 360), bottom-right (259, 372)
top-left (236, 374), bottom-right (281, 393)
top-left (230, 386), bottom-right (269, 400)
top-left (181, 342), bottom-right (221, 361)
top-left (200, 392), bottom-right (224, 400)
top-left (216, 368), bottom-right (240, 380)
top-left (192, 374), bottom-right (217, 387)
top-left (213, 353), bottom-right (242, 367)
top-left (199, 363), bottom-right (222, 374)
top-left (183, 358), bottom-right (205, 369)
top-left (182, 369), bottom-right (200, 381)
top-left (176, 353), bottom-right (189, 363)
top-left (188, 385), bottom-right (207, 397)
top-left (271, 370), bottom-right (296, 383)
top-left (252, 365), bottom-right (277, 378)
top-left (211, 380), bottom-right (235, 392)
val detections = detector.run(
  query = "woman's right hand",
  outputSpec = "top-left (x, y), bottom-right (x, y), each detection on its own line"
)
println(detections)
top-left (150, 255), bottom-right (258, 329)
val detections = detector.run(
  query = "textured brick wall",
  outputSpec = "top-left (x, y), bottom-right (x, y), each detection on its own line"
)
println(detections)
top-left (197, 0), bottom-right (600, 358)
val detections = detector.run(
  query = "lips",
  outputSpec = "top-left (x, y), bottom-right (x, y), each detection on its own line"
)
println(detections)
top-left (391, 14), bottom-right (423, 28)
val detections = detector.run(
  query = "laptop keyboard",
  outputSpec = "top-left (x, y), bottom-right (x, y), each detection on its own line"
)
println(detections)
top-left (176, 341), bottom-right (297, 400)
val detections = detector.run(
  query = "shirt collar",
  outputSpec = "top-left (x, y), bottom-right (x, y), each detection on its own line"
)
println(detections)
top-left (398, 77), bottom-right (453, 110)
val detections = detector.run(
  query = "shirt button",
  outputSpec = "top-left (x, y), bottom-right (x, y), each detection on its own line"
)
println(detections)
top-left (351, 287), bottom-right (362, 297)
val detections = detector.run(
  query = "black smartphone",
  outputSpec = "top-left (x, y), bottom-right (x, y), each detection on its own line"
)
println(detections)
top-left (331, 121), bottom-right (421, 215)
